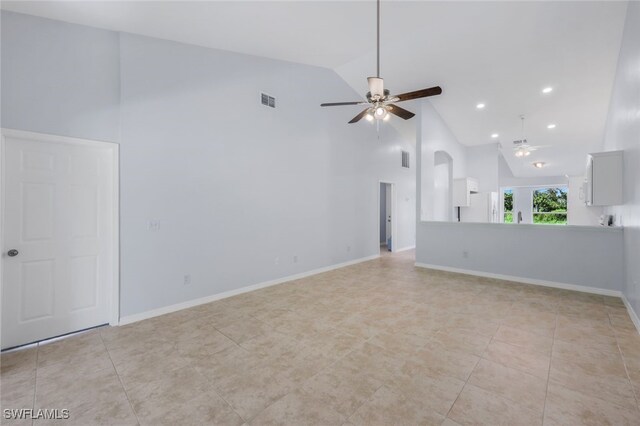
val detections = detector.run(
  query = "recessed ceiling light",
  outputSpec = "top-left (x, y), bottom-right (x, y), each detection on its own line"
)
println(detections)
top-left (547, 123), bottom-right (556, 129)
top-left (491, 133), bottom-right (499, 138)
top-left (476, 103), bottom-right (485, 109)
top-left (542, 87), bottom-right (553, 94)
top-left (532, 161), bottom-right (546, 169)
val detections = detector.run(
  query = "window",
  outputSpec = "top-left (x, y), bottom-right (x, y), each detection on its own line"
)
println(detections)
top-left (503, 188), bottom-right (513, 223)
top-left (533, 187), bottom-right (567, 225)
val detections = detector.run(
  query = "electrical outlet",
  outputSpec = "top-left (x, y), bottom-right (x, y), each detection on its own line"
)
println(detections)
top-left (293, 255), bottom-right (298, 264)
top-left (183, 274), bottom-right (191, 285)
top-left (463, 251), bottom-right (469, 258)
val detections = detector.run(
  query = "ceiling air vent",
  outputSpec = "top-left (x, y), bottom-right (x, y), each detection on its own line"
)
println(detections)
top-left (261, 93), bottom-right (276, 108)
top-left (401, 151), bottom-right (410, 168)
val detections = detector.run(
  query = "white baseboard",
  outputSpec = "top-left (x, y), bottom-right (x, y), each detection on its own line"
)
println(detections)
top-left (395, 245), bottom-right (416, 253)
top-left (622, 295), bottom-right (640, 334)
top-left (119, 254), bottom-right (380, 326)
top-left (414, 262), bottom-right (622, 298)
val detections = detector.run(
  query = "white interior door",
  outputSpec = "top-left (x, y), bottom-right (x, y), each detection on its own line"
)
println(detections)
top-left (384, 183), bottom-right (393, 251)
top-left (2, 130), bottom-right (117, 349)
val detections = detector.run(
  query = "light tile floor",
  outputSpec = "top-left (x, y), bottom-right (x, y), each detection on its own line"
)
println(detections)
top-left (2, 250), bottom-right (640, 425)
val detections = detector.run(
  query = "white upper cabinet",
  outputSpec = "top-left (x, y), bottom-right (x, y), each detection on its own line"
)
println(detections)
top-left (453, 178), bottom-right (479, 207)
top-left (586, 151), bottom-right (623, 206)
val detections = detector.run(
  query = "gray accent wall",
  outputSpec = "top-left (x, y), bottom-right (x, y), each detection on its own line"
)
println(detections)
top-left (1, 11), bottom-right (417, 318)
top-left (1, 12), bottom-right (120, 142)
top-left (417, 221), bottom-right (624, 292)
top-left (603, 2), bottom-right (640, 321)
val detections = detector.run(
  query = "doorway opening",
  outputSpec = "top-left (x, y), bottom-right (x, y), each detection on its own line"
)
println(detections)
top-left (379, 182), bottom-right (395, 254)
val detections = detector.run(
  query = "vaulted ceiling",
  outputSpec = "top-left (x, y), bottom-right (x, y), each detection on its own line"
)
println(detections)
top-left (2, 1), bottom-right (628, 177)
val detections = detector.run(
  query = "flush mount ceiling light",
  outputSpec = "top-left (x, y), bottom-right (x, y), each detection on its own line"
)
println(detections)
top-left (547, 123), bottom-right (557, 129)
top-left (542, 87), bottom-right (553, 94)
top-left (476, 103), bottom-right (486, 109)
top-left (491, 133), bottom-right (499, 138)
top-left (515, 148), bottom-right (531, 158)
top-left (320, 0), bottom-right (442, 123)
top-left (533, 161), bottom-right (546, 168)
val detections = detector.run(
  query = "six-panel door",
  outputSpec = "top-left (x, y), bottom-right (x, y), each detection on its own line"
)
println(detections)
top-left (2, 132), bottom-right (116, 349)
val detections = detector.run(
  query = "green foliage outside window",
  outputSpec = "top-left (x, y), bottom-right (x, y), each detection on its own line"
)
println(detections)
top-left (533, 188), bottom-right (567, 225)
top-left (504, 190), bottom-right (513, 223)
top-left (502, 188), bottom-right (567, 225)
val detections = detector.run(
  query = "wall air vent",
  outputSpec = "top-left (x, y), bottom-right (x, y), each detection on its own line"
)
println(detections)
top-left (401, 151), bottom-right (410, 168)
top-left (261, 93), bottom-right (276, 108)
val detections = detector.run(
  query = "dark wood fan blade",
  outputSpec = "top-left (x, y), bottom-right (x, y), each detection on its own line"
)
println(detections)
top-left (395, 86), bottom-right (442, 102)
top-left (387, 104), bottom-right (415, 120)
top-left (349, 108), bottom-right (371, 124)
top-left (321, 101), bottom-right (367, 107)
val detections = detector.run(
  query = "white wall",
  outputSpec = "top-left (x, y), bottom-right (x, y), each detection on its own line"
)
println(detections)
top-left (466, 143), bottom-right (500, 193)
top-left (512, 187), bottom-right (534, 224)
top-left (417, 101), bottom-right (467, 221)
top-left (0, 11), bottom-right (120, 142)
top-left (415, 91), bottom-right (624, 297)
top-left (602, 2), bottom-right (640, 322)
top-left (567, 176), bottom-right (603, 226)
top-left (416, 222), bottom-right (624, 293)
top-left (498, 154), bottom-right (567, 188)
top-left (1, 12), bottom-right (417, 318)
top-left (433, 151), bottom-right (453, 221)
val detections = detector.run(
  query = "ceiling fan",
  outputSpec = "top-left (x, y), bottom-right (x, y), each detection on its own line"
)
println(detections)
top-left (320, 0), bottom-right (442, 123)
top-left (512, 115), bottom-right (549, 157)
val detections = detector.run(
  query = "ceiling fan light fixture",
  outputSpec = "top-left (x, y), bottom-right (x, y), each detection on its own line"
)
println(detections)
top-left (319, 0), bottom-right (441, 124)
top-left (374, 106), bottom-right (387, 119)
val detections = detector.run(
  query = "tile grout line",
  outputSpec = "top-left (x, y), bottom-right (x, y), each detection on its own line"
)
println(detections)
top-left (612, 317), bottom-right (640, 411)
top-left (552, 308), bottom-right (640, 414)
top-left (99, 332), bottom-right (142, 426)
top-left (442, 333), bottom-right (487, 421)
top-left (188, 356), bottom-right (246, 424)
top-left (7, 253), bottom-right (639, 425)
top-left (31, 343), bottom-right (39, 426)
top-left (541, 312), bottom-right (558, 425)
top-left (223, 330), bottom-right (366, 424)
top-left (243, 322), bottom-right (412, 424)
top-left (609, 311), bottom-right (640, 408)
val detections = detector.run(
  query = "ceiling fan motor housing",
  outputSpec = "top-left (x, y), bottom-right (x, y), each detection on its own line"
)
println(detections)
top-left (368, 77), bottom-right (385, 99)
top-left (366, 89), bottom-right (390, 102)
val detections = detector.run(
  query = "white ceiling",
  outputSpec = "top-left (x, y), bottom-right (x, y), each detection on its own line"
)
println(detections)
top-left (1, 1), bottom-right (628, 177)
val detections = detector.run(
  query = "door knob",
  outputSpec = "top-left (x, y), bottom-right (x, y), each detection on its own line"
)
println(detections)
top-left (7, 249), bottom-right (19, 257)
